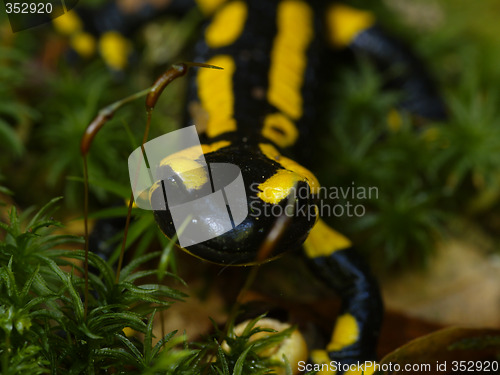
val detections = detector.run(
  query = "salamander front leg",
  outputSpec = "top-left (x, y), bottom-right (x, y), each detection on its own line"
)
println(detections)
top-left (303, 219), bottom-right (383, 374)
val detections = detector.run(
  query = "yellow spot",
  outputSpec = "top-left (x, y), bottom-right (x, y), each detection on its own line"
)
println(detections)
top-left (262, 113), bottom-right (299, 148)
top-left (53, 11), bottom-right (82, 35)
top-left (205, 1), bottom-right (247, 48)
top-left (195, 0), bottom-right (228, 15)
top-left (197, 55), bottom-right (237, 138)
top-left (387, 108), bottom-right (402, 132)
top-left (159, 141), bottom-right (230, 167)
top-left (125, 198), bottom-right (138, 209)
top-left (162, 158), bottom-right (209, 190)
top-left (70, 32), bottom-right (96, 58)
top-left (304, 219), bottom-right (352, 258)
top-left (327, 313), bottom-right (359, 352)
top-left (259, 143), bottom-right (320, 195)
top-left (326, 4), bottom-right (375, 47)
top-left (268, 1), bottom-right (313, 120)
top-left (156, 140), bottom-right (231, 192)
top-left (259, 143), bottom-right (281, 160)
top-left (99, 31), bottom-right (132, 70)
top-left (421, 126), bottom-right (441, 143)
top-left (209, 140), bottom-right (231, 152)
top-left (123, 327), bottom-right (135, 337)
top-left (310, 350), bottom-right (335, 375)
top-left (257, 169), bottom-right (303, 204)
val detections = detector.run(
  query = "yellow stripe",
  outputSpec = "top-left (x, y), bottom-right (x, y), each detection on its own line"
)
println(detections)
top-left (259, 143), bottom-right (281, 160)
top-left (197, 55), bottom-right (237, 138)
top-left (267, 1), bottom-right (313, 120)
top-left (259, 143), bottom-right (320, 194)
top-left (205, 1), bottom-right (248, 48)
top-left (257, 169), bottom-right (303, 205)
top-left (195, 0), bottom-right (228, 16)
top-left (279, 155), bottom-right (320, 194)
top-left (326, 4), bottom-right (375, 48)
top-left (304, 218), bottom-right (351, 258)
top-left (99, 31), bottom-right (132, 70)
top-left (70, 32), bottom-right (96, 58)
top-left (53, 11), bottom-right (82, 35)
top-left (209, 140), bottom-right (231, 152)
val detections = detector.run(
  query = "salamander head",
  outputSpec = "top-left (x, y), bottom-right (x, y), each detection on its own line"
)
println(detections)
top-left (150, 141), bottom-right (318, 265)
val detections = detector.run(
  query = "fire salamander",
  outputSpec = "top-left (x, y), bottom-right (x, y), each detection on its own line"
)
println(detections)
top-left (64, 0), bottom-right (446, 373)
